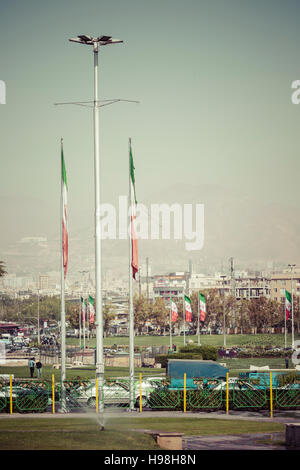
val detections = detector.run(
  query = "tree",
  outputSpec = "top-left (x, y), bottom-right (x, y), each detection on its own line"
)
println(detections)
top-left (150, 297), bottom-right (169, 333)
top-left (133, 294), bottom-right (150, 334)
top-left (103, 303), bottom-right (115, 334)
top-left (0, 261), bottom-right (7, 278)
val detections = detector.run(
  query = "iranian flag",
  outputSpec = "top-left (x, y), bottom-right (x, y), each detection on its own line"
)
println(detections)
top-left (130, 140), bottom-right (138, 280)
top-left (61, 141), bottom-right (68, 279)
top-left (184, 295), bottom-right (192, 322)
top-left (285, 289), bottom-right (292, 321)
top-left (81, 297), bottom-right (87, 322)
top-left (171, 296), bottom-right (178, 322)
top-left (199, 293), bottom-right (206, 322)
top-left (89, 295), bottom-right (95, 324)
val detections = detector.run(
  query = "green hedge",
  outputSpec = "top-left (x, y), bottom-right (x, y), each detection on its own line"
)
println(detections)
top-left (179, 345), bottom-right (218, 361)
top-left (237, 350), bottom-right (293, 358)
top-left (155, 345), bottom-right (218, 368)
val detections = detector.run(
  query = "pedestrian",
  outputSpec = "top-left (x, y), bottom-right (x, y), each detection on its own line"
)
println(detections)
top-left (29, 357), bottom-right (35, 378)
top-left (36, 359), bottom-right (42, 377)
top-left (285, 356), bottom-right (289, 369)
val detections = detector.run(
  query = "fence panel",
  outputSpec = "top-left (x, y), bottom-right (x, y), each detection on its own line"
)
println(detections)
top-left (0, 381), bottom-right (7, 412)
top-left (232, 380), bottom-right (267, 409)
top-left (146, 388), bottom-right (181, 409)
top-left (14, 381), bottom-right (49, 413)
top-left (188, 379), bottom-right (223, 410)
top-left (58, 380), bottom-right (94, 410)
top-left (102, 379), bottom-right (131, 408)
top-left (275, 386), bottom-right (300, 409)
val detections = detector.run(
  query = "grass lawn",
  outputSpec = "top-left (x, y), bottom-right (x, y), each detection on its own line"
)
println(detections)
top-left (1, 333), bottom-right (298, 381)
top-left (74, 332), bottom-right (299, 349)
top-left (0, 416), bottom-right (285, 450)
top-left (0, 365), bottom-right (165, 381)
top-left (0, 355), bottom-right (291, 381)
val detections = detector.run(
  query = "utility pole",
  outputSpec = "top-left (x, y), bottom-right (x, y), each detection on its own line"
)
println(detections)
top-left (146, 257), bottom-right (149, 301)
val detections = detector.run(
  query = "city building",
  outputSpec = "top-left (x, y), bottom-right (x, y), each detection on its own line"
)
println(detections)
top-left (39, 275), bottom-right (49, 291)
top-left (153, 272), bottom-right (188, 301)
top-left (270, 270), bottom-right (300, 302)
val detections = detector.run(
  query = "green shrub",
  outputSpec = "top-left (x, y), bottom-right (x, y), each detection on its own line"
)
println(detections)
top-left (179, 345), bottom-right (203, 354)
top-left (179, 344), bottom-right (218, 361)
top-left (277, 373), bottom-right (300, 387)
top-left (155, 353), bottom-right (203, 368)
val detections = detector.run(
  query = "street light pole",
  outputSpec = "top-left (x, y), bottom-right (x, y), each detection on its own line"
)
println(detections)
top-left (93, 41), bottom-right (103, 397)
top-left (69, 35), bottom-right (123, 414)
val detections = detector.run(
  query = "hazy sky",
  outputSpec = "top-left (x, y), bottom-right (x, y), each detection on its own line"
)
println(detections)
top-left (1, 0), bottom-right (300, 251)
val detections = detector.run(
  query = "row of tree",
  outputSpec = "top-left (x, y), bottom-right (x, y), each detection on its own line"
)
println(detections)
top-left (134, 289), bottom-right (300, 333)
top-left (0, 287), bottom-right (299, 334)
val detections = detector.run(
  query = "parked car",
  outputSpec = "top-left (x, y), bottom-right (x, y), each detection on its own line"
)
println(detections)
top-left (29, 347), bottom-right (40, 355)
top-left (0, 384), bottom-right (49, 412)
top-left (75, 377), bottom-right (164, 408)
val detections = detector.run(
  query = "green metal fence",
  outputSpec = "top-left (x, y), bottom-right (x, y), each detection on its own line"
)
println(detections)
top-left (231, 380), bottom-right (267, 409)
top-left (146, 388), bottom-right (181, 409)
top-left (0, 381), bottom-right (7, 411)
top-left (275, 386), bottom-right (300, 409)
top-left (187, 379), bottom-right (223, 410)
top-left (14, 381), bottom-right (49, 413)
top-left (2, 374), bottom-right (300, 414)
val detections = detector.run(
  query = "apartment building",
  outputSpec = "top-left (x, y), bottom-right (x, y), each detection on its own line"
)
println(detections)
top-left (270, 271), bottom-right (300, 302)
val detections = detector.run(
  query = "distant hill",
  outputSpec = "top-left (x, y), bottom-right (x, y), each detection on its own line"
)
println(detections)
top-left (1, 183), bottom-right (299, 276)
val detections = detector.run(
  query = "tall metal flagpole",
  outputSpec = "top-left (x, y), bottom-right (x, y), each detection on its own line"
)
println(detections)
top-left (79, 298), bottom-right (82, 349)
top-left (284, 301), bottom-right (287, 349)
top-left (83, 297), bottom-right (86, 350)
top-left (169, 296), bottom-right (172, 350)
top-left (37, 288), bottom-right (40, 345)
top-left (197, 292), bottom-right (201, 346)
top-left (291, 266), bottom-right (295, 349)
top-left (129, 138), bottom-right (135, 411)
top-left (183, 293), bottom-right (186, 346)
top-left (87, 293), bottom-right (90, 346)
top-left (60, 138), bottom-right (66, 412)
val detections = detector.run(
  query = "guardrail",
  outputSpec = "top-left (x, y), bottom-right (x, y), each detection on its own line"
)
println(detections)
top-left (0, 372), bottom-right (299, 415)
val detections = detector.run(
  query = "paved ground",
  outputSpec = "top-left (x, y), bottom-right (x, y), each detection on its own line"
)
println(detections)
top-left (183, 432), bottom-right (286, 450)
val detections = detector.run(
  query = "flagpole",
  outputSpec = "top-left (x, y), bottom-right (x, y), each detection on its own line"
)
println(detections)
top-left (284, 302), bottom-right (287, 350)
top-left (289, 264), bottom-right (296, 349)
top-left (183, 292), bottom-right (186, 347)
top-left (87, 292), bottom-right (90, 347)
top-left (79, 297), bottom-right (81, 349)
top-left (129, 137), bottom-right (135, 411)
top-left (291, 270), bottom-right (295, 349)
top-left (197, 293), bottom-right (201, 346)
top-left (169, 296), bottom-right (172, 350)
top-left (60, 137), bottom-right (66, 412)
top-left (83, 298), bottom-right (86, 350)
